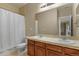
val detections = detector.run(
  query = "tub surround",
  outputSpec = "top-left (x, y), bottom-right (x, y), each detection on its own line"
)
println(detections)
top-left (27, 35), bottom-right (79, 56)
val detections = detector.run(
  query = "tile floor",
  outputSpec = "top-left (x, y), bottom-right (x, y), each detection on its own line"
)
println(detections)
top-left (0, 48), bottom-right (27, 56)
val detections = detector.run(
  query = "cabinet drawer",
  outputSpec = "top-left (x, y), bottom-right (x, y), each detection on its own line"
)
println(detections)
top-left (35, 41), bottom-right (45, 48)
top-left (63, 47), bottom-right (79, 56)
top-left (46, 44), bottom-right (63, 52)
top-left (28, 40), bottom-right (35, 45)
top-left (46, 49), bottom-right (63, 56)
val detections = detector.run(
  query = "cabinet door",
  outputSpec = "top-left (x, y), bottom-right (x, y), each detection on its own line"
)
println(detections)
top-left (28, 44), bottom-right (35, 56)
top-left (63, 47), bottom-right (79, 56)
top-left (46, 49), bottom-right (63, 56)
top-left (35, 46), bottom-right (45, 56)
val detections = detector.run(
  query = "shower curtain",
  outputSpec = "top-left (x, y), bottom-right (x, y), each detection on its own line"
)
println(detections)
top-left (0, 9), bottom-right (25, 52)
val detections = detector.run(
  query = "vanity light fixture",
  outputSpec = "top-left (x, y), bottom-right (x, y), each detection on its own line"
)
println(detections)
top-left (40, 3), bottom-right (55, 8)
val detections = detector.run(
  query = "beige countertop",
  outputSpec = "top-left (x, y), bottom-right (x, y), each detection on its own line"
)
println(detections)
top-left (26, 35), bottom-right (79, 50)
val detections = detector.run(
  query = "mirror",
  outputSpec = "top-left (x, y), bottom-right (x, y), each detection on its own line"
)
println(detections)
top-left (76, 5), bottom-right (79, 35)
top-left (35, 4), bottom-right (74, 37)
top-left (58, 4), bottom-right (73, 37)
top-left (36, 8), bottom-right (58, 36)
top-left (58, 16), bottom-right (72, 36)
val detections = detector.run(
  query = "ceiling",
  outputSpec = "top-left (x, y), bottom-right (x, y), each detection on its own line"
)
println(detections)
top-left (8, 3), bottom-right (27, 8)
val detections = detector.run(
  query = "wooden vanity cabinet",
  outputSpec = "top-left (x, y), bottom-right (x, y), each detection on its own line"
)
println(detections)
top-left (46, 49), bottom-right (63, 56)
top-left (46, 44), bottom-right (64, 56)
top-left (35, 41), bottom-right (46, 56)
top-left (63, 47), bottom-right (79, 56)
top-left (35, 46), bottom-right (46, 56)
top-left (27, 39), bottom-right (79, 56)
top-left (27, 40), bottom-right (35, 56)
top-left (27, 40), bottom-right (46, 56)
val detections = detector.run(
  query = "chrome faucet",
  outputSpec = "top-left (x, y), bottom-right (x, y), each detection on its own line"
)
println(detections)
top-left (61, 36), bottom-right (67, 41)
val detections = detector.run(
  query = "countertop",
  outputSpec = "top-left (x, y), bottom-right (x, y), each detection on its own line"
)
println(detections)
top-left (26, 35), bottom-right (79, 50)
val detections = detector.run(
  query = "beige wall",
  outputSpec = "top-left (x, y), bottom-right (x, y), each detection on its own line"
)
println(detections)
top-left (0, 3), bottom-right (23, 15)
top-left (19, 6), bottom-right (25, 15)
top-left (76, 5), bottom-right (79, 15)
top-left (37, 9), bottom-right (58, 35)
top-left (23, 3), bottom-right (40, 36)
top-left (58, 6), bottom-right (72, 17)
top-left (57, 4), bottom-right (74, 18)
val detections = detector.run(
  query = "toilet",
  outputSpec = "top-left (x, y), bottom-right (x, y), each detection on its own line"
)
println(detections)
top-left (16, 39), bottom-right (27, 56)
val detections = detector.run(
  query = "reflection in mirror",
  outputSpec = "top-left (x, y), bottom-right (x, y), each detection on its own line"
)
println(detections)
top-left (59, 16), bottom-right (72, 36)
top-left (36, 9), bottom-right (58, 36)
top-left (36, 4), bottom-right (74, 37)
top-left (76, 15), bottom-right (79, 35)
top-left (76, 4), bottom-right (79, 36)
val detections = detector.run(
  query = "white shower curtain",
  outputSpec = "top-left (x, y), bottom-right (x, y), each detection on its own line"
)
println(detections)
top-left (0, 9), bottom-right (25, 52)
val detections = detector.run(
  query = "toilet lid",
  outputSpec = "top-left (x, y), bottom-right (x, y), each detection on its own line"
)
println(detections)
top-left (16, 43), bottom-right (26, 47)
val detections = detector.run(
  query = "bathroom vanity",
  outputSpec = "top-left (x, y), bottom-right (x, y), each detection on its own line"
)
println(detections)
top-left (27, 36), bottom-right (79, 56)
top-left (26, 4), bottom-right (79, 56)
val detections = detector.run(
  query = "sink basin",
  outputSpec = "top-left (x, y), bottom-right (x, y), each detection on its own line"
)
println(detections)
top-left (32, 36), bottom-right (77, 44)
top-left (32, 36), bottom-right (50, 39)
top-left (58, 39), bottom-right (76, 44)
